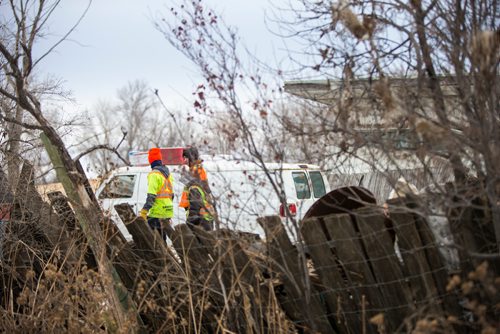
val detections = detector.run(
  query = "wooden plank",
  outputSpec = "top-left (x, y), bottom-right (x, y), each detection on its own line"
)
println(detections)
top-left (47, 191), bottom-right (97, 269)
top-left (218, 230), bottom-right (260, 332)
top-left (114, 204), bottom-right (194, 329)
top-left (301, 217), bottom-right (354, 334)
top-left (1, 221), bottom-right (43, 295)
top-left (12, 163), bottom-right (83, 268)
top-left (47, 198), bottom-right (148, 302)
top-left (448, 197), bottom-right (499, 274)
top-left (114, 203), bottom-right (169, 269)
top-left (217, 229), bottom-right (298, 333)
top-left (169, 224), bottom-right (223, 333)
top-left (217, 229), bottom-right (264, 286)
top-left (191, 227), bottom-right (265, 333)
top-left (354, 207), bottom-right (413, 332)
top-left (447, 205), bottom-right (477, 272)
top-left (219, 230), bottom-right (297, 333)
top-left (46, 191), bottom-right (77, 230)
top-left (389, 199), bottom-right (463, 325)
top-left (389, 205), bottom-right (442, 309)
top-left (188, 226), bottom-right (219, 267)
top-left (440, 180), bottom-right (499, 273)
top-left (188, 226), bottom-right (242, 322)
top-left (258, 216), bottom-right (335, 334)
top-left (213, 229), bottom-right (268, 333)
top-left (410, 207), bottom-right (464, 319)
top-left (323, 213), bottom-right (382, 334)
top-left (170, 224), bottom-right (216, 278)
top-left (114, 203), bottom-right (178, 289)
top-left (13, 162), bottom-right (65, 244)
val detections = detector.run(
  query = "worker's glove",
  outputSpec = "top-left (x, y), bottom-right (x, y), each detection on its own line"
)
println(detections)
top-left (139, 209), bottom-right (148, 221)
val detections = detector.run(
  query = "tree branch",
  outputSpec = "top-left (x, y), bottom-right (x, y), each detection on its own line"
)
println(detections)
top-left (153, 89), bottom-right (187, 144)
top-left (0, 114), bottom-right (43, 130)
top-left (0, 86), bottom-right (19, 103)
top-left (73, 131), bottom-right (129, 165)
top-left (32, 1), bottom-right (93, 69)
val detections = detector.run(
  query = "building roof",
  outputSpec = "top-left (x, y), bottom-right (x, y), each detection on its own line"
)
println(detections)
top-left (284, 77), bottom-right (459, 105)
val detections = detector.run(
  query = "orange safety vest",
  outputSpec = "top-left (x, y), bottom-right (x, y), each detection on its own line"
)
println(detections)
top-left (179, 189), bottom-right (189, 209)
top-left (190, 163), bottom-right (208, 182)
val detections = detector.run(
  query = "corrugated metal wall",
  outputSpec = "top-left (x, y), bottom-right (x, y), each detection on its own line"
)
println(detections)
top-left (328, 163), bottom-right (453, 203)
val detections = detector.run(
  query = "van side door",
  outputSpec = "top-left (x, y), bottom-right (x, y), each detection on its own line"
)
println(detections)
top-left (290, 170), bottom-right (328, 218)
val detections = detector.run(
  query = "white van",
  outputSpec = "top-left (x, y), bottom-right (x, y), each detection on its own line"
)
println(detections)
top-left (95, 156), bottom-right (330, 242)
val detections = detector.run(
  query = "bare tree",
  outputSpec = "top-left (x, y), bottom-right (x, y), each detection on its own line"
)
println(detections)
top-left (83, 79), bottom-right (198, 175)
top-left (0, 0), bottom-right (84, 183)
top-left (0, 0), bottom-right (44, 187)
top-left (0, 0), bottom-right (139, 328)
top-left (116, 80), bottom-right (158, 154)
top-left (270, 0), bottom-right (499, 240)
top-left (155, 1), bottom-right (499, 330)
top-left (155, 3), bottom-right (291, 161)
top-left (153, 3), bottom-right (329, 329)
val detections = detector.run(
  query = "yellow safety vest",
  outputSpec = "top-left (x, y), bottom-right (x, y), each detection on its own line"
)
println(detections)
top-left (147, 171), bottom-right (174, 218)
top-left (179, 185), bottom-right (214, 221)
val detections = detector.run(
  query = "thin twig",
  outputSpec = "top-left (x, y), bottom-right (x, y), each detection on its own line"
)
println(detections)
top-left (153, 89), bottom-right (187, 144)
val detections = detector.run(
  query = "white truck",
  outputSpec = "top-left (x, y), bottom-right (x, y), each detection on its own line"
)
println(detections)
top-left (95, 154), bottom-right (330, 242)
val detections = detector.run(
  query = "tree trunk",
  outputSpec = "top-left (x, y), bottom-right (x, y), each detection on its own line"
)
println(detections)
top-left (40, 133), bottom-right (142, 331)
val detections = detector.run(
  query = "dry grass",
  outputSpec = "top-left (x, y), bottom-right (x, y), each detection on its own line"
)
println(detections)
top-left (0, 212), bottom-right (297, 333)
top-left (1, 180), bottom-right (498, 333)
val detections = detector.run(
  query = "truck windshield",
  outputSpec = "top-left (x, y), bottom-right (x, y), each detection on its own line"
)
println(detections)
top-left (309, 171), bottom-right (326, 198)
top-left (292, 172), bottom-right (311, 199)
top-left (99, 175), bottom-right (136, 199)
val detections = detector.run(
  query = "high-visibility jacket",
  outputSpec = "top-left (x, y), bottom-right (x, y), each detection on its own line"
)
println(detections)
top-left (147, 170), bottom-right (174, 218)
top-left (190, 162), bottom-right (207, 181)
top-left (179, 184), bottom-right (214, 221)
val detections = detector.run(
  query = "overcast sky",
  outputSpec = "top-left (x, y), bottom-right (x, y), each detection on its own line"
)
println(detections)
top-left (36, 0), bottom-right (286, 113)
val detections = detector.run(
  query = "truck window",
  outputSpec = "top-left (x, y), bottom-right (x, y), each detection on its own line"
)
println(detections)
top-left (309, 171), bottom-right (326, 198)
top-left (292, 172), bottom-right (311, 199)
top-left (98, 175), bottom-right (136, 199)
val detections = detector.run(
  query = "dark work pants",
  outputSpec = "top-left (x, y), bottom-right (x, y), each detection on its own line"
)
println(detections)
top-left (147, 217), bottom-right (172, 242)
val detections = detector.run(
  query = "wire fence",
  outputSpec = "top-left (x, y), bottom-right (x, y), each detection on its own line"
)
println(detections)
top-left (0, 166), bottom-right (498, 333)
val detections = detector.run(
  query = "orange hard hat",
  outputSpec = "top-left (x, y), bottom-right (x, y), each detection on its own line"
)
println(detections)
top-left (148, 148), bottom-right (162, 164)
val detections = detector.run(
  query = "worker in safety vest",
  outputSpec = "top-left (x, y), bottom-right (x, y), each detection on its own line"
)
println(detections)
top-left (179, 176), bottom-right (214, 231)
top-left (183, 146), bottom-right (211, 194)
top-left (139, 148), bottom-right (174, 241)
